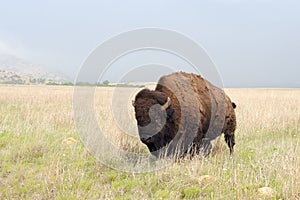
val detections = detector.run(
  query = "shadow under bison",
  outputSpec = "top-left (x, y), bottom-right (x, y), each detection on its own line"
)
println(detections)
top-left (133, 72), bottom-right (236, 158)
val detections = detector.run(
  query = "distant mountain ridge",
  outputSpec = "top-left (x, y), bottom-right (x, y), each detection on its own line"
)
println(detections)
top-left (0, 54), bottom-right (70, 84)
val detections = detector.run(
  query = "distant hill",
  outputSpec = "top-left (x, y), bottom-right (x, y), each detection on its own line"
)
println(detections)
top-left (0, 70), bottom-right (43, 84)
top-left (0, 54), bottom-right (70, 84)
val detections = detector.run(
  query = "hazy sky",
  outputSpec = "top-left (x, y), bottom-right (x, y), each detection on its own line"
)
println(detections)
top-left (0, 0), bottom-right (299, 87)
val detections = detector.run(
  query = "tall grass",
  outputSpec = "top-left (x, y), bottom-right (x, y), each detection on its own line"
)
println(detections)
top-left (0, 85), bottom-right (299, 199)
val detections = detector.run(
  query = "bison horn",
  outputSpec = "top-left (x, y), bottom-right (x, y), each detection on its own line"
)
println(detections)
top-left (161, 97), bottom-right (171, 110)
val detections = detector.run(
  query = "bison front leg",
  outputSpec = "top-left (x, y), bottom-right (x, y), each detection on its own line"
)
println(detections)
top-left (224, 134), bottom-right (235, 155)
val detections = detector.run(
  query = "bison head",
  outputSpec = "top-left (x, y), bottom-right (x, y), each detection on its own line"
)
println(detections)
top-left (133, 89), bottom-right (172, 152)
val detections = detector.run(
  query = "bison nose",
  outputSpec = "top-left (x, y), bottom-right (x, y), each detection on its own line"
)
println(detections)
top-left (141, 137), bottom-right (151, 143)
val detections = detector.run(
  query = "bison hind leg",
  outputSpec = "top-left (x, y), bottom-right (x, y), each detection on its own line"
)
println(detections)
top-left (201, 139), bottom-right (212, 157)
top-left (188, 140), bottom-right (212, 158)
top-left (193, 139), bottom-right (212, 158)
top-left (224, 134), bottom-right (235, 155)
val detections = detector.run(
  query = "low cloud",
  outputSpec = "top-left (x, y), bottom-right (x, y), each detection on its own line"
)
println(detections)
top-left (0, 36), bottom-right (27, 59)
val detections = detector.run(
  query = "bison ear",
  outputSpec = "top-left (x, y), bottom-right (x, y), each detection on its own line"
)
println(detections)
top-left (232, 102), bottom-right (236, 109)
top-left (154, 91), bottom-right (168, 105)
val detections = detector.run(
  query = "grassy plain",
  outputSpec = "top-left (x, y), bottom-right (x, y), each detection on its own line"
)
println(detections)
top-left (0, 85), bottom-right (299, 199)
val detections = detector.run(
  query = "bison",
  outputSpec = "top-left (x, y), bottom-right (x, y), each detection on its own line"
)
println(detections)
top-left (133, 72), bottom-right (236, 158)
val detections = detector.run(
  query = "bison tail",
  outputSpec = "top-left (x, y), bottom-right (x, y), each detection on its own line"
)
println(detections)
top-left (232, 102), bottom-right (237, 109)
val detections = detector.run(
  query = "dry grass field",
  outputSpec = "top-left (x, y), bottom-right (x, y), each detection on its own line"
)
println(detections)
top-left (0, 85), bottom-right (299, 199)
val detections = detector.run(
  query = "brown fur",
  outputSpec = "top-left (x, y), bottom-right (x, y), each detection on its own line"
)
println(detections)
top-left (133, 72), bottom-right (236, 158)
